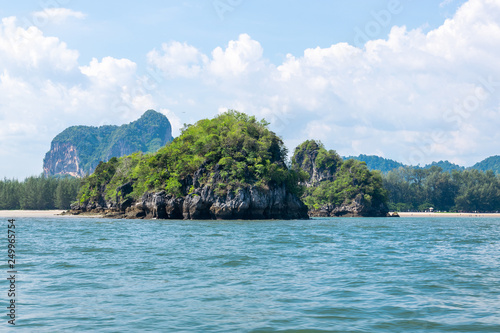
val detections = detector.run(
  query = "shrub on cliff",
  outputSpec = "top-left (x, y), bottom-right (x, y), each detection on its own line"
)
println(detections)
top-left (292, 140), bottom-right (388, 213)
top-left (77, 110), bottom-right (306, 205)
top-left (292, 140), bottom-right (342, 185)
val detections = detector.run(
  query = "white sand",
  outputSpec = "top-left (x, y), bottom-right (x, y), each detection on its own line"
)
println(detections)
top-left (397, 212), bottom-right (500, 218)
top-left (0, 210), bottom-right (102, 218)
top-left (1, 210), bottom-right (499, 219)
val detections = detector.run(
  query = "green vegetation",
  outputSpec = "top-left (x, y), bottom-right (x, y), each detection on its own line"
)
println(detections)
top-left (292, 140), bottom-right (388, 210)
top-left (78, 111), bottom-right (305, 205)
top-left (0, 176), bottom-right (81, 210)
top-left (344, 154), bottom-right (405, 174)
top-left (293, 140), bottom-right (342, 179)
top-left (44, 110), bottom-right (173, 175)
top-left (347, 155), bottom-right (499, 174)
top-left (472, 155), bottom-right (500, 174)
top-left (302, 160), bottom-right (388, 209)
top-left (383, 166), bottom-right (500, 212)
top-left (295, 145), bottom-right (499, 213)
top-left (38, 110), bottom-right (500, 214)
top-left (424, 161), bottom-right (465, 173)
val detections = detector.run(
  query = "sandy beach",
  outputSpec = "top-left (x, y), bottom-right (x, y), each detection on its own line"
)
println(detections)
top-left (397, 212), bottom-right (500, 218)
top-left (0, 210), bottom-right (102, 218)
top-left (1, 210), bottom-right (499, 219)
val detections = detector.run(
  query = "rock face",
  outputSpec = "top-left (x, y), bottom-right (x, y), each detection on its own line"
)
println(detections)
top-left (292, 140), bottom-right (389, 217)
top-left (43, 142), bottom-right (82, 178)
top-left (70, 184), bottom-right (309, 220)
top-left (292, 140), bottom-right (341, 186)
top-left (308, 194), bottom-right (389, 217)
top-left (43, 110), bottom-right (173, 177)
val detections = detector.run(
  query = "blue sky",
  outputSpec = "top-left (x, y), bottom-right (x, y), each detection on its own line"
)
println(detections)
top-left (2, 0), bottom-right (499, 179)
top-left (0, 1), bottom-right (465, 65)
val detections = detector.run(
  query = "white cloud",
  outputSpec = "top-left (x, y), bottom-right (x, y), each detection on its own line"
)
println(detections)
top-left (32, 8), bottom-right (86, 24)
top-left (208, 33), bottom-right (265, 77)
top-left (147, 41), bottom-right (208, 78)
top-left (440, 0), bottom-right (456, 8)
top-left (0, 16), bottom-right (79, 71)
top-left (1, 0), bottom-right (500, 179)
top-left (147, 33), bottom-right (266, 79)
top-left (160, 108), bottom-right (182, 137)
top-left (80, 56), bottom-right (137, 85)
top-left (146, 0), bottom-right (500, 166)
top-left (0, 18), bottom-right (153, 178)
top-left (304, 121), bottom-right (332, 142)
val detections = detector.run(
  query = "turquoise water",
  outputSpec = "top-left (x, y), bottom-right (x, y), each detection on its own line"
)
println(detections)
top-left (2, 217), bottom-right (500, 332)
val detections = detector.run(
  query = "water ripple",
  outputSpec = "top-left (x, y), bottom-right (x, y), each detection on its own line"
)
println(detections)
top-left (7, 217), bottom-right (500, 332)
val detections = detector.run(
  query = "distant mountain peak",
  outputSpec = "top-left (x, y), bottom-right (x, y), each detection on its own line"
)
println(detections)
top-left (344, 155), bottom-right (499, 174)
top-left (43, 110), bottom-right (174, 177)
top-left (472, 155), bottom-right (500, 174)
top-left (343, 154), bottom-right (404, 173)
top-left (138, 109), bottom-right (165, 121)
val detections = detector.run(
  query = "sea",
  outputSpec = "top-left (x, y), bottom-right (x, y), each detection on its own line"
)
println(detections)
top-left (2, 216), bottom-right (500, 332)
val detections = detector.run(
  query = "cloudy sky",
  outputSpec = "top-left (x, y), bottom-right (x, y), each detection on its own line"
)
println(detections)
top-left (1, 0), bottom-right (499, 179)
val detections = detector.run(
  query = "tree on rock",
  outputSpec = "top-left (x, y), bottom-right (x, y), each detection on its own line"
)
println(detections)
top-left (292, 140), bottom-right (388, 217)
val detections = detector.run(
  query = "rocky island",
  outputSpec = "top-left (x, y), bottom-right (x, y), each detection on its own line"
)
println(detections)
top-left (292, 140), bottom-right (389, 217)
top-left (69, 111), bottom-right (309, 220)
top-left (68, 111), bottom-right (390, 219)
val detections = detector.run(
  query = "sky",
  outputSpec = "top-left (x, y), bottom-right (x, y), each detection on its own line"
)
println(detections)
top-left (1, 0), bottom-right (499, 179)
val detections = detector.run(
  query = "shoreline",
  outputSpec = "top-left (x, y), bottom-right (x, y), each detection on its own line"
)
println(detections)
top-left (397, 212), bottom-right (500, 218)
top-left (0, 210), bottom-right (103, 218)
top-left (1, 210), bottom-right (500, 219)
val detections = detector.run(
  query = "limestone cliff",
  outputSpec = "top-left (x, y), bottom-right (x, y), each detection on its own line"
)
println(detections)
top-left (43, 110), bottom-right (173, 177)
top-left (292, 140), bottom-right (342, 186)
top-left (43, 142), bottom-right (82, 177)
top-left (292, 140), bottom-right (389, 217)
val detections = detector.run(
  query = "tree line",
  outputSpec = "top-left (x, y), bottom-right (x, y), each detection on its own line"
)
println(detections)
top-left (0, 176), bottom-right (80, 210)
top-left (2, 159), bottom-right (499, 213)
top-left (383, 166), bottom-right (500, 212)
